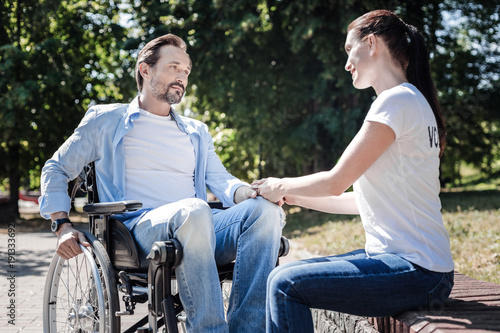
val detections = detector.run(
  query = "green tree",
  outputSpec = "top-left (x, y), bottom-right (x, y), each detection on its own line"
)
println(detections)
top-left (432, 0), bottom-right (500, 183)
top-left (171, 0), bottom-right (497, 184)
top-left (124, 0), bottom-right (387, 181)
top-left (0, 0), bottom-right (135, 222)
top-left (23, 0), bottom-right (494, 196)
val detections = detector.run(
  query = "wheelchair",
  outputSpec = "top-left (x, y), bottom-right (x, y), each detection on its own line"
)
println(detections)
top-left (43, 164), bottom-right (290, 333)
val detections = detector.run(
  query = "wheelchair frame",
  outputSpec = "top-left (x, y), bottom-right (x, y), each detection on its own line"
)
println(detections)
top-left (43, 163), bottom-right (289, 332)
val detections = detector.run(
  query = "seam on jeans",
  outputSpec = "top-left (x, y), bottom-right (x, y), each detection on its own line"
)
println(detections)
top-left (281, 279), bottom-right (302, 331)
top-left (278, 264), bottom-right (418, 322)
top-left (288, 264), bottom-right (418, 288)
top-left (277, 258), bottom-right (420, 325)
top-left (176, 265), bottom-right (196, 320)
top-left (214, 217), bottom-right (246, 322)
top-left (226, 237), bottom-right (242, 324)
top-left (214, 218), bottom-right (245, 233)
top-left (427, 271), bottom-right (453, 307)
top-left (282, 262), bottom-right (417, 309)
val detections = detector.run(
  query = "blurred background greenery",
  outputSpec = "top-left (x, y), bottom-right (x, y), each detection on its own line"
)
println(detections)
top-left (1, 0), bottom-right (498, 280)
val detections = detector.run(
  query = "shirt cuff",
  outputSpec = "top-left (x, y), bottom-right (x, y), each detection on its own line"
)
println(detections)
top-left (39, 192), bottom-right (71, 219)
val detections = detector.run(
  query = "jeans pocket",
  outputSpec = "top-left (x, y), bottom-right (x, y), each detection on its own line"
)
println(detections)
top-left (427, 271), bottom-right (454, 313)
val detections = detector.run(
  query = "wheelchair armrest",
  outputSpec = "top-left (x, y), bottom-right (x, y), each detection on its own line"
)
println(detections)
top-left (83, 200), bottom-right (143, 215)
top-left (208, 201), bottom-right (224, 209)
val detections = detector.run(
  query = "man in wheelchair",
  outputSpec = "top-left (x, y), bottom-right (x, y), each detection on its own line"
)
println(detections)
top-left (39, 33), bottom-right (285, 332)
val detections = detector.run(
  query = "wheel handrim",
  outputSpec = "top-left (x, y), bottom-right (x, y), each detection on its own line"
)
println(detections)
top-left (46, 245), bottom-right (108, 332)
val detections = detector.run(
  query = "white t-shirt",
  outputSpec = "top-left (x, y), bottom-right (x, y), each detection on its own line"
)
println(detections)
top-left (354, 83), bottom-right (454, 272)
top-left (123, 109), bottom-right (196, 209)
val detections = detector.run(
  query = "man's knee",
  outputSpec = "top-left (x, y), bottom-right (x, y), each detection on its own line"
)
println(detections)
top-left (246, 197), bottom-right (285, 234)
top-left (180, 198), bottom-right (212, 225)
top-left (174, 198), bottom-right (215, 250)
top-left (233, 198), bottom-right (284, 256)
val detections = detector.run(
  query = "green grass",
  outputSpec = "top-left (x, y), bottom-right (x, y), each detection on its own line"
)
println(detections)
top-left (283, 189), bottom-right (500, 284)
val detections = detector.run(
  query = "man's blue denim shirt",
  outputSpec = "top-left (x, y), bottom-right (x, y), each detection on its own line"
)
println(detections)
top-left (39, 96), bottom-right (247, 223)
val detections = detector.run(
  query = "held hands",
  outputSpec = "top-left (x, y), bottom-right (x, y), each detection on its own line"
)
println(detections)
top-left (55, 224), bottom-right (90, 260)
top-left (251, 177), bottom-right (286, 206)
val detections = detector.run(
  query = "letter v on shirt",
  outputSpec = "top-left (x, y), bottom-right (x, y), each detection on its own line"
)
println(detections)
top-left (123, 109), bottom-right (196, 209)
top-left (427, 126), bottom-right (439, 148)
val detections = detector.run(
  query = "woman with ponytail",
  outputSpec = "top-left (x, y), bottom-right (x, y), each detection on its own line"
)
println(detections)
top-left (252, 10), bottom-right (454, 333)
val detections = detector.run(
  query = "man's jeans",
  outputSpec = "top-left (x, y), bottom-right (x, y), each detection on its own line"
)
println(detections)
top-left (129, 197), bottom-right (285, 333)
top-left (266, 249), bottom-right (454, 333)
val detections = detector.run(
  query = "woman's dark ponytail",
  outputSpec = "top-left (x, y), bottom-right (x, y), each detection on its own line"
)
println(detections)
top-left (406, 24), bottom-right (446, 156)
top-left (349, 10), bottom-right (446, 156)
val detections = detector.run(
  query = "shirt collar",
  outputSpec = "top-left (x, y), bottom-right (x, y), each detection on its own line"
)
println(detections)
top-left (127, 95), bottom-right (141, 120)
top-left (129, 94), bottom-right (188, 132)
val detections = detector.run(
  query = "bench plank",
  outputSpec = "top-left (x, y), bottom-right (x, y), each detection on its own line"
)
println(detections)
top-left (368, 272), bottom-right (500, 333)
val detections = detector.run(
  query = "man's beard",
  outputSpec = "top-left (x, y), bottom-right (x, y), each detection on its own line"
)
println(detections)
top-left (150, 76), bottom-right (185, 105)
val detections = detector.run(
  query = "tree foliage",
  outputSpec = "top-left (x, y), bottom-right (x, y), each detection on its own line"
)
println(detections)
top-left (0, 0), bottom-right (498, 220)
top-left (432, 0), bottom-right (500, 182)
top-left (0, 0), bottom-right (135, 218)
top-left (125, 0), bottom-right (499, 183)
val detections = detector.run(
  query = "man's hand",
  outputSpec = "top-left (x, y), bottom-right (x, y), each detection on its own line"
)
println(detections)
top-left (55, 223), bottom-right (90, 260)
top-left (233, 185), bottom-right (258, 204)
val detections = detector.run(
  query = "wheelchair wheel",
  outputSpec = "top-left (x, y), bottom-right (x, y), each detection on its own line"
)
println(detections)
top-left (43, 232), bottom-right (120, 332)
top-left (221, 281), bottom-right (232, 315)
top-left (170, 280), bottom-right (187, 333)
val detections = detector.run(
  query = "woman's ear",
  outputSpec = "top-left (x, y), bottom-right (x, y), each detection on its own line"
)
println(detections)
top-left (367, 34), bottom-right (378, 56)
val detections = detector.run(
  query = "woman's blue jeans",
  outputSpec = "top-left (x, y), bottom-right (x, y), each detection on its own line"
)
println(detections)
top-left (266, 249), bottom-right (454, 333)
top-left (128, 197), bottom-right (285, 333)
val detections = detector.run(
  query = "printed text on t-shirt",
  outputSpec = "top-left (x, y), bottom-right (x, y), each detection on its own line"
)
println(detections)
top-left (427, 126), bottom-right (439, 148)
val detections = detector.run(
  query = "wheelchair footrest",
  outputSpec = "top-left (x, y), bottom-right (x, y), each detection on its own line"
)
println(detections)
top-left (116, 309), bottom-right (134, 316)
top-left (117, 271), bottom-right (149, 316)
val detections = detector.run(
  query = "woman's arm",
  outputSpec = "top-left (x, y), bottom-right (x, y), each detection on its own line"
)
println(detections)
top-left (285, 191), bottom-right (359, 215)
top-left (252, 121), bottom-right (395, 205)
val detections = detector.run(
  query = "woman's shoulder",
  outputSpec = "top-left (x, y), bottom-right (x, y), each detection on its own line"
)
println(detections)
top-left (378, 83), bottom-right (417, 102)
top-left (373, 83), bottom-right (426, 111)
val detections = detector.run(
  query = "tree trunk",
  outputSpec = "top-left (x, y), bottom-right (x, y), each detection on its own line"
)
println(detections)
top-left (9, 149), bottom-right (20, 219)
top-left (0, 143), bottom-right (21, 226)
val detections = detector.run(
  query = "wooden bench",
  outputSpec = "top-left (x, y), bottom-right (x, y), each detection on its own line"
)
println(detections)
top-left (312, 272), bottom-right (500, 332)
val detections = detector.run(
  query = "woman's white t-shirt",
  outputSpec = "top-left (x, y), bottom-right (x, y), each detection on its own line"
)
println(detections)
top-left (354, 83), bottom-right (454, 272)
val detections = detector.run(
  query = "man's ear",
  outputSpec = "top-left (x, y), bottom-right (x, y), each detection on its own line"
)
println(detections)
top-left (139, 62), bottom-right (151, 80)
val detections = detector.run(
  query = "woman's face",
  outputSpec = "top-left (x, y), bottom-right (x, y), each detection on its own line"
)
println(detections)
top-left (344, 30), bottom-right (374, 90)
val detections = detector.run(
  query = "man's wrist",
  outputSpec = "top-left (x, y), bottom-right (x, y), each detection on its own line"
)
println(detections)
top-left (51, 217), bottom-right (73, 234)
top-left (50, 211), bottom-right (68, 220)
top-left (55, 221), bottom-right (74, 237)
top-left (234, 185), bottom-right (251, 204)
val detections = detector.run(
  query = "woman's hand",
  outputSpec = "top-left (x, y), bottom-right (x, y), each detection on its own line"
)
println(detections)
top-left (251, 177), bottom-right (286, 206)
